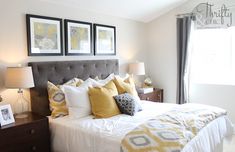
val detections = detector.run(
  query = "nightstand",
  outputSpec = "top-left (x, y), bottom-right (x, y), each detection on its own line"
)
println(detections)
top-left (138, 88), bottom-right (163, 102)
top-left (0, 112), bottom-right (50, 152)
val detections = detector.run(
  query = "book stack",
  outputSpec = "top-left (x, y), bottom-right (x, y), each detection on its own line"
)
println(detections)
top-left (137, 87), bottom-right (154, 94)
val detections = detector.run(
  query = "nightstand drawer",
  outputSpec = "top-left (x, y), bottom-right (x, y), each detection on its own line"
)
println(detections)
top-left (0, 138), bottom-right (50, 152)
top-left (138, 88), bottom-right (163, 102)
top-left (0, 113), bottom-right (50, 152)
top-left (0, 119), bottom-right (48, 145)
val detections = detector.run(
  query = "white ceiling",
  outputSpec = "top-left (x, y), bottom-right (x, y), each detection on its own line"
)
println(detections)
top-left (41, 0), bottom-right (188, 22)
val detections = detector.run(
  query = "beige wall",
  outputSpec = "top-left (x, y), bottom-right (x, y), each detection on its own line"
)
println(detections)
top-left (147, 0), bottom-right (235, 123)
top-left (0, 0), bottom-right (147, 107)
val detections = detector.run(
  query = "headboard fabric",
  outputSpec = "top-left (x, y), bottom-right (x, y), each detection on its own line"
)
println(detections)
top-left (29, 59), bottom-right (119, 116)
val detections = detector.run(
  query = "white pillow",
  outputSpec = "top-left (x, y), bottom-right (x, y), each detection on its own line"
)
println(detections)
top-left (114, 73), bottom-right (129, 80)
top-left (86, 78), bottom-right (104, 87)
top-left (63, 84), bottom-right (91, 118)
top-left (97, 73), bottom-right (115, 84)
top-left (63, 77), bottom-right (106, 118)
top-left (90, 73), bottom-right (129, 85)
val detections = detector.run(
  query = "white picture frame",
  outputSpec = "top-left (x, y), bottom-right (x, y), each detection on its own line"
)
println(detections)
top-left (0, 104), bottom-right (15, 126)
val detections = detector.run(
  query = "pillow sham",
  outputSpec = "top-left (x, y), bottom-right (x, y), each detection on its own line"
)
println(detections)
top-left (62, 77), bottom-right (109, 118)
top-left (113, 75), bottom-right (139, 98)
top-left (114, 93), bottom-right (141, 116)
top-left (92, 73), bottom-right (129, 86)
top-left (88, 80), bottom-right (120, 118)
top-left (91, 73), bottom-right (115, 85)
top-left (47, 78), bottom-right (83, 118)
top-left (63, 84), bottom-right (91, 119)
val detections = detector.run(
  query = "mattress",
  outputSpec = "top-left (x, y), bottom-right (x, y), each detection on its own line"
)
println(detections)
top-left (49, 101), bottom-right (234, 152)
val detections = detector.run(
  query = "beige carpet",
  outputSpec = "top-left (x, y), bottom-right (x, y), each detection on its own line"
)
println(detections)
top-left (224, 135), bottom-right (235, 152)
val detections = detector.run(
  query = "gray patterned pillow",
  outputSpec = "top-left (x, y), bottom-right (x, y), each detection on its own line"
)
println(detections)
top-left (114, 93), bottom-right (141, 116)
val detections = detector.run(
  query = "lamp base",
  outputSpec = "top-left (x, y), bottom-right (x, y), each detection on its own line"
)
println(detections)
top-left (15, 113), bottom-right (28, 119)
top-left (13, 89), bottom-right (29, 115)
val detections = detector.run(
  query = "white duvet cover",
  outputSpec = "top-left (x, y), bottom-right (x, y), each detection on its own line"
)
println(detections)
top-left (49, 101), bottom-right (234, 152)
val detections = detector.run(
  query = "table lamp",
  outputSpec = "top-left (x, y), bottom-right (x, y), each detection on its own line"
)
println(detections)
top-left (129, 62), bottom-right (145, 87)
top-left (129, 62), bottom-right (145, 76)
top-left (5, 67), bottom-right (34, 118)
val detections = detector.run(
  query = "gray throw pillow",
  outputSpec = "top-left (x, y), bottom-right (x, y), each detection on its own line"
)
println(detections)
top-left (114, 93), bottom-right (142, 116)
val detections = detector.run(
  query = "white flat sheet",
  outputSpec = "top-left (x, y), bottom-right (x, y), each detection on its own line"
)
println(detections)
top-left (49, 101), bottom-right (234, 152)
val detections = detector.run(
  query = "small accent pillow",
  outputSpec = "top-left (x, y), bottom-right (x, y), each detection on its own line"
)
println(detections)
top-left (114, 93), bottom-right (141, 116)
top-left (47, 78), bottom-right (83, 118)
top-left (88, 80), bottom-right (120, 118)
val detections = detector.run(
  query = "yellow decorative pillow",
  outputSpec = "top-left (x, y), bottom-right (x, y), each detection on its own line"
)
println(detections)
top-left (47, 78), bottom-right (83, 118)
top-left (88, 81), bottom-right (120, 118)
top-left (113, 76), bottom-right (138, 97)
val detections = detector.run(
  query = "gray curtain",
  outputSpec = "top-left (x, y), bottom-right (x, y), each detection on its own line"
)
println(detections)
top-left (176, 16), bottom-right (193, 104)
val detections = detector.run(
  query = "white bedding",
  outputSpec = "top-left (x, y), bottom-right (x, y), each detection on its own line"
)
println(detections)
top-left (49, 101), bottom-right (234, 152)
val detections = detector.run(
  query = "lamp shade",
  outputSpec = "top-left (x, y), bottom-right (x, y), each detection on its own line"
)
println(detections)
top-left (5, 67), bottom-right (34, 89)
top-left (129, 62), bottom-right (145, 75)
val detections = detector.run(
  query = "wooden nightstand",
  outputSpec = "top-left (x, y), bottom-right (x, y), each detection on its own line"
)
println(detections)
top-left (0, 112), bottom-right (50, 152)
top-left (138, 88), bottom-right (163, 103)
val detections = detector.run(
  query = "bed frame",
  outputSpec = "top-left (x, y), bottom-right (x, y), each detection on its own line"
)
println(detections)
top-left (28, 59), bottom-right (119, 116)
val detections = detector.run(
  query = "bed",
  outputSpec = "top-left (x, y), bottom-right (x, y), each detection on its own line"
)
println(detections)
top-left (29, 59), bottom-right (234, 152)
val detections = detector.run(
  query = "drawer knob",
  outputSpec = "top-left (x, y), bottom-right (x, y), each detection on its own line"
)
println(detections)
top-left (30, 129), bottom-right (35, 134)
top-left (32, 146), bottom-right (37, 151)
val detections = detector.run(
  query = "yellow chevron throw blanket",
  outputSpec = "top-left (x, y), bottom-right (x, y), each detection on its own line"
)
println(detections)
top-left (121, 104), bottom-right (226, 152)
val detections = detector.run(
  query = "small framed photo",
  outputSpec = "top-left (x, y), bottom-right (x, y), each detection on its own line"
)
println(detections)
top-left (65, 19), bottom-right (93, 55)
top-left (94, 24), bottom-right (116, 55)
top-left (0, 104), bottom-right (15, 126)
top-left (26, 14), bottom-right (63, 56)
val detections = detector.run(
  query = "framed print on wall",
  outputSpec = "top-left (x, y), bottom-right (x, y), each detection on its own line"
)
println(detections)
top-left (26, 14), bottom-right (63, 56)
top-left (64, 19), bottom-right (92, 55)
top-left (94, 24), bottom-right (116, 55)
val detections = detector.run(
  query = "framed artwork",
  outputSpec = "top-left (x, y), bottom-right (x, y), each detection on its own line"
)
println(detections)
top-left (94, 24), bottom-right (116, 55)
top-left (26, 14), bottom-right (63, 56)
top-left (0, 104), bottom-right (15, 126)
top-left (65, 19), bottom-right (92, 55)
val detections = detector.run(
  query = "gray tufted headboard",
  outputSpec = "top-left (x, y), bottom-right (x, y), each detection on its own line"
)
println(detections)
top-left (28, 59), bottom-right (119, 116)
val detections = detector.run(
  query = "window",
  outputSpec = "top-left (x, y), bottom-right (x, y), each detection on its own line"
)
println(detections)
top-left (190, 26), bottom-right (235, 85)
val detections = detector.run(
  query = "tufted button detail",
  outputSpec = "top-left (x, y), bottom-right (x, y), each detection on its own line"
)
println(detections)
top-left (83, 65), bottom-right (86, 68)
top-left (95, 64), bottom-right (98, 68)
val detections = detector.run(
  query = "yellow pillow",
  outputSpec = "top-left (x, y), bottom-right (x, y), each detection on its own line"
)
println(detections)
top-left (88, 81), bottom-right (120, 118)
top-left (47, 78), bottom-right (83, 118)
top-left (113, 76), bottom-right (138, 97)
